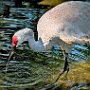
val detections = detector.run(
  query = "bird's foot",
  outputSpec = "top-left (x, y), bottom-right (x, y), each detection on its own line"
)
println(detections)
top-left (55, 64), bottom-right (69, 83)
top-left (55, 52), bottom-right (69, 83)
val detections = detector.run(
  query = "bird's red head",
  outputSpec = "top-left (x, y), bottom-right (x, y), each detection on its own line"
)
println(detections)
top-left (12, 36), bottom-right (18, 47)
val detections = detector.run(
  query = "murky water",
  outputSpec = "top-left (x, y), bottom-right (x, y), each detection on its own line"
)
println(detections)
top-left (0, 7), bottom-right (90, 90)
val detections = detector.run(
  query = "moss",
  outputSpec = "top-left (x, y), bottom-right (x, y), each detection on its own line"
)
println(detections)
top-left (0, 49), bottom-right (90, 90)
top-left (46, 60), bottom-right (90, 89)
top-left (39, 0), bottom-right (67, 6)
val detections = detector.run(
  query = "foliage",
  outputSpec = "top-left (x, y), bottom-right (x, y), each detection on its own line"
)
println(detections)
top-left (39, 0), bottom-right (67, 6)
top-left (47, 60), bottom-right (90, 89)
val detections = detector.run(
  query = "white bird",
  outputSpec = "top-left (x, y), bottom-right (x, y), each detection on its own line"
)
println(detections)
top-left (8, 1), bottom-right (90, 82)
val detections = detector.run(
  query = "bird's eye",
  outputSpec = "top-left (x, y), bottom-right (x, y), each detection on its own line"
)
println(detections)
top-left (12, 36), bottom-right (18, 47)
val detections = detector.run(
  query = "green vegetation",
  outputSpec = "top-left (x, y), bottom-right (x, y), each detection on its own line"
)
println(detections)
top-left (39, 0), bottom-right (68, 6)
top-left (48, 60), bottom-right (90, 86)
top-left (0, 49), bottom-right (90, 90)
top-left (0, 3), bottom-right (90, 89)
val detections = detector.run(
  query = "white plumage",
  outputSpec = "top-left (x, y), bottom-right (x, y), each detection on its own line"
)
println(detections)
top-left (13, 1), bottom-right (90, 53)
top-left (9, 1), bottom-right (90, 81)
top-left (37, 1), bottom-right (90, 53)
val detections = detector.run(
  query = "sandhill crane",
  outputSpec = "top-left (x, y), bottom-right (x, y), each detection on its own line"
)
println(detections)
top-left (8, 1), bottom-right (90, 82)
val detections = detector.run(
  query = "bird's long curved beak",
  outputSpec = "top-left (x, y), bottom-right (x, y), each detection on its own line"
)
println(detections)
top-left (8, 46), bottom-right (16, 61)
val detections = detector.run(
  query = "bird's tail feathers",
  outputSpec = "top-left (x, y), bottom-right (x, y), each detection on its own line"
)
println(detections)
top-left (74, 36), bottom-right (90, 44)
top-left (78, 35), bottom-right (90, 44)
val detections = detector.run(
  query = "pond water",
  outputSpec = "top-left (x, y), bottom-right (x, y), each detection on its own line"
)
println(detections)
top-left (0, 7), bottom-right (90, 90)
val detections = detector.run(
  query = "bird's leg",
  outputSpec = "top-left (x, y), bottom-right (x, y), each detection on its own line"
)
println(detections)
top-left (63, 51), bottom-right (69, 73)
top-left (55, 51), bottom-right (69, 82)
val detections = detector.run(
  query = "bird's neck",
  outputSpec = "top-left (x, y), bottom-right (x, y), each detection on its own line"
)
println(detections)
top-left (28, 35), bottom-right (46, 52)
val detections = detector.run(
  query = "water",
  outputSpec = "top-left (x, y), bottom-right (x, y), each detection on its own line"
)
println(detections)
top-left (0, 7), bottom-right (90, 90)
